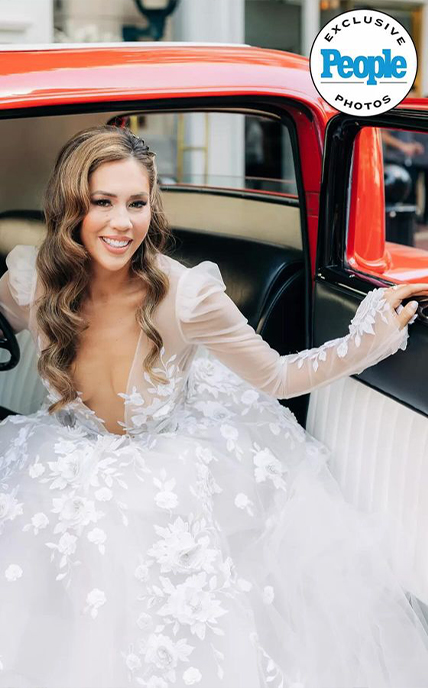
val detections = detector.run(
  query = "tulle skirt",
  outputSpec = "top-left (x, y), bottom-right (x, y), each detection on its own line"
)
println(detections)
top-left (1, 349), bottom-right (428, 687)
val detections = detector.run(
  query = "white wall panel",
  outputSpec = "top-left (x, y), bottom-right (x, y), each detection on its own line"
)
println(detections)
top-left (306, 376), bottom-right (428, 604)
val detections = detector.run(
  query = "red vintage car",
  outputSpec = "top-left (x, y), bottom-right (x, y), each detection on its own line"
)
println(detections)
top-left (0, 42), bottom-right (427, 609)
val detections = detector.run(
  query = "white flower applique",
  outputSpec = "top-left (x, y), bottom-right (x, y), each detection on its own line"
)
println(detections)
top-left (4, 564), bottom-right (23, 582)
top-left (0, 489), bottom-right (24, 534)
top-left (219, 423), bottom-right (244, 461)
top-left (189, 356), bottom-right (256, 426)
top-left (154, 468), bottom-right (179, 511)
top-left (83, 587), bottom-right (106, 619)
top-left (252, 444), bottom-right (288, 492)
top-left (121, 634), bottom-right (194, 685)
top-left (1, 424), bottom-right (33, 482)
top-left (123, 512), bottom-right (242, 684)
top-left (25, 437), bottom-right (130, 586)
top-left (189, 463), bottom-right (222, 514)
top-left (240, 389), bottom-right (260, 416)
top-left (117, 347), bottom-right (185, 431)
top-left (22, 512), bottom-right (49, 535)
top-left (286, 287), bottom-right (403, 373)
top-left (263, 585), bottom-right (275, 605)
top-left (28, 455), bottom-right (46, 479)
top-left (129, 571), bottom-right (230, 683)
top-left (348, 287), bottom-right (396, 344)
top-left (45, 494), bottom-right (105, 586)
top-left (87, 527), bottom-right (107, 555)
top-left (183, 666), bottom-right (202, 685)
top-left (147, 514), bottom-right (219, 576)
top-left (156, 571), bottom-right (229, 641)
top-left (250, 631), bottom-right (286, 688)
top-left (234, 493), bottom-right (255, 517)
top-left (189, 357), bottom-right (238, 400)
top-left (194, 444), bottom-right (218, 467)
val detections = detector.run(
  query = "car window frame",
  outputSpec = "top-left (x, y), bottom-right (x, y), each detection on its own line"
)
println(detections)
top-left (317, 109), bottom-right (428, 298)
top-left (0, 94), bottom-right (315, 347)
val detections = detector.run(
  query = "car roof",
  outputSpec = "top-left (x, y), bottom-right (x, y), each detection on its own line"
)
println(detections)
top-left (1, 43), bottom-right (424, 122)
top-left (0, 42), bottom-right (335, 125)
top-left (0, 42), bottom-right (252, 51)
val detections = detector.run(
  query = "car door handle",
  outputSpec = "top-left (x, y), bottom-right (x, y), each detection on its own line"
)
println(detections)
top-left (0, 312), bottom-right (20, 371)
top-left (416, 298), bottom-right (428, 324)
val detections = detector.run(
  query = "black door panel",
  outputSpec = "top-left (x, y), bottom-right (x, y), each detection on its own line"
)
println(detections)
top-left (313, 278), bottom-right (428, 417)
top-left (314, 109), bottom-right (428, 421)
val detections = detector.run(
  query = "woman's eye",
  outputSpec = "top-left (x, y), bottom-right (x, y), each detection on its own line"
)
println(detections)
top-left (92, 199), bottom-right (147, 209)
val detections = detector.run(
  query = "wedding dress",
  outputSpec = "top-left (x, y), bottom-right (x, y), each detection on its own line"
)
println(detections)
top-left (0, 243), bottom-right (427, 688)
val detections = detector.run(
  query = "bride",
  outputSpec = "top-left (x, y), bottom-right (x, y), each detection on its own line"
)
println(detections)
top-left (0, 124), bottom-right (428, 688)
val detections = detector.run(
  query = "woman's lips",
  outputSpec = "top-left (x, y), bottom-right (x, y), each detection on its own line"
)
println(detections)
top-left (99, 237), bottom-right (132, 254)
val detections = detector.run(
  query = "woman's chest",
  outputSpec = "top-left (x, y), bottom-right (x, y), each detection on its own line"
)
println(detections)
top-left (72, 299), bottom-right (143, 407)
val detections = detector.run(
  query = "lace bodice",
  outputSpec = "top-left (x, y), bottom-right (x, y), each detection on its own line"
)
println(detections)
top-left (0, 244), bottom-right (414, 437)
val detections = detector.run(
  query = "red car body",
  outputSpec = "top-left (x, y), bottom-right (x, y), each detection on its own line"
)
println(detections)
top-left (0, 43), bottom-right (427, 282)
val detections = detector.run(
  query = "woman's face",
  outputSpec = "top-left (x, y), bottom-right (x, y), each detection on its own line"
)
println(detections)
top-left (80, 157), bottom-right (151, 273)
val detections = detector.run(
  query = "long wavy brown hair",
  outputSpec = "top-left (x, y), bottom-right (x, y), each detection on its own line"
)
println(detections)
top-left (35, 124), bottom-right (174, 415)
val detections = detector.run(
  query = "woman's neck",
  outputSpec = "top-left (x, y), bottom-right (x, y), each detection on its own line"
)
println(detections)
top-left (87, 263), bottom-right (139, 303)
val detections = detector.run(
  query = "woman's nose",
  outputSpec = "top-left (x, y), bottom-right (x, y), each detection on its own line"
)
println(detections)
top-left (110, 207), bottom-right (133, 230)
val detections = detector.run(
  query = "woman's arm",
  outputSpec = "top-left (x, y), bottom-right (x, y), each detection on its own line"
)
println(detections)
top-left (0, 245), bottom-right (38, 335)
top-left (0, 271), bottom-right (29, 334)
top-left (176, 262), bottom-right (426, 400)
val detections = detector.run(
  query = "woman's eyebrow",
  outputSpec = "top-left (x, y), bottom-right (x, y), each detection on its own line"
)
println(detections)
top-left (91, 191), bottom-right (149, 199)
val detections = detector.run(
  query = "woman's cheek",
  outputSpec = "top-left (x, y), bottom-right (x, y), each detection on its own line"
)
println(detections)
top-left (87, 209), bottom-right (105, 229)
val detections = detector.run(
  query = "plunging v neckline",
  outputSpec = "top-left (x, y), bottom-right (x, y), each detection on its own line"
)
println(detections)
top-left (74, 328), bottom-right (144, 436)
top-left (33, 298), bottom-right (145, 437)
top-left (30, 250), bottom-right (170, 436)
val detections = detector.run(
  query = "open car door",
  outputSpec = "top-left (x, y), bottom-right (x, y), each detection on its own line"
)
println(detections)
top-left (306, 108), bottom-right (428, 611)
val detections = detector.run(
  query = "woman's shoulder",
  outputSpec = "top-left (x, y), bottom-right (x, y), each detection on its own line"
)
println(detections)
top-left (5, 243), bottom-right (39, 307)
top-left (158, 252), bottom-right (226, 321)
top-left (158, 252), bottom-right (221, 278)
top-left (157, 252), bottom-right (189, 273)
top-left (156, 252), bottom-right (194, 289)
top-left (6, 243), bottom-right (38, 264)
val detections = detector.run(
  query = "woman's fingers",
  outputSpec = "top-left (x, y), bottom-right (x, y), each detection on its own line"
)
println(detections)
top-left (383, 282), bottom-right (428, 330)
top-left (394, 300), bottom-right (420, 330)
top-left (385, 283), bottom-right (428, 310)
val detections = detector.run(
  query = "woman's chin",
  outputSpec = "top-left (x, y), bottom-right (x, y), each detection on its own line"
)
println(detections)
top-left (89, 247), bottom-right (131, 271)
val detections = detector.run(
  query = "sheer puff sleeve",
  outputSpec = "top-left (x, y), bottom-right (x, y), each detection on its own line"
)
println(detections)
top-left (176, 260), bottom-right (414, 400)
top-left (0, 244), bottom-right (38, 334)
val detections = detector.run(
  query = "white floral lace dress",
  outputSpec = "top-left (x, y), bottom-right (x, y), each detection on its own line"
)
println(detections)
top-left (0, 244), bottom-right (427, 688)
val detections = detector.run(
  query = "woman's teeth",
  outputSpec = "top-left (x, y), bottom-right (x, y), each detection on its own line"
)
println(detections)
top-left (101, 238), bottom-right (131, 247)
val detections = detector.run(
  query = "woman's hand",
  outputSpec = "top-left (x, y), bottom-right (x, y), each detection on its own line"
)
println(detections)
top-left (382, 283), bottom-right (428, 330)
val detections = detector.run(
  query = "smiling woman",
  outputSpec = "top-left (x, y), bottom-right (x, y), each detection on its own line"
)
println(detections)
top-left (36, 125), bottom-right (173, 422)
top-left (82, 159), bottom-right (151, 281)
top-left (0, 124), bottom-right (428, 688)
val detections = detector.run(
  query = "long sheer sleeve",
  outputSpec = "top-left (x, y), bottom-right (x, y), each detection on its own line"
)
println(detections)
top-left (0, 245), bottom-right (38, 334)
top-left (176, 261), bottom-right (414, 400)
